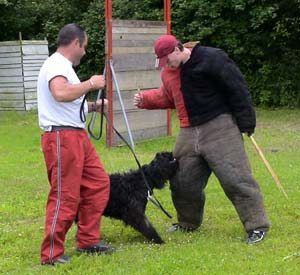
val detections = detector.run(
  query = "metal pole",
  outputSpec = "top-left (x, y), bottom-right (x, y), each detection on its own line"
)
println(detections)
top-left (164, 0), bottom-right (172, 136)
top-left (109, 60), bottom-right (135, 149)
top-left (88, 67), bottom-right (106, 138)
top-left (105, 0), bottom-right (114, 147)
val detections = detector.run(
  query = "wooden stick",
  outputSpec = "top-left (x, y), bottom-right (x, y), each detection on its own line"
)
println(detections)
top-left (249, 135), bottom-right (288, 199)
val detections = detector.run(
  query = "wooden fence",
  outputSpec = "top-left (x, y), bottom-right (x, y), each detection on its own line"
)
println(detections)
top-left (1, 24), bottom-right (169, 146)
top-left (108, 20), bottom-right (169, 146)
top-left (0, 40), bottom-right (48, 111)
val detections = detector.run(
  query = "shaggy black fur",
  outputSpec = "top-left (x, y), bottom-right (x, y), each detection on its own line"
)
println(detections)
top-left (103, 151), bottom-right (178, 244)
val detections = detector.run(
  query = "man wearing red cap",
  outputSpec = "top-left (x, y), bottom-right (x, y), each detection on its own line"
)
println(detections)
top-left (134, 34), bottom-right (270, 244)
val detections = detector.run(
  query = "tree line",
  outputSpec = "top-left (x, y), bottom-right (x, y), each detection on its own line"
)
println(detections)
top-left (1, 0), bottom-right (300, 107)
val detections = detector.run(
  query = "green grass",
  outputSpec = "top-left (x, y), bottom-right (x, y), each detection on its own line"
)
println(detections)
top-left (0, 109), bottom-right (300, 275)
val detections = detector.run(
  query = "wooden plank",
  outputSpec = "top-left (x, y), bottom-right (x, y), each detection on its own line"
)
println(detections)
top-left (112, 53), bottom-right (156, 72)
top-left (130, 109), bottom-right (167, 130)
top-left (113, 26), bottom-right (166, 34)
top-left (24, 80), bottom-right (37, 89)
top-left (0, 40), bottom-right (48, 112)
top-left (0, 100), bottom-right (25, 108)
top-left (0, 82), bottom-right (23, 88)
top-left (113, 70), bottom-right (161, 91)
top-left (23, 70), bottom-right (40, 77)
top-left (112, 109), bottom-right (167, 132)
top-left (133, 126), bottom-right (167, 140)
top-left (112, 32), bottom-right (162, 42)
top-left (108, 39), bottom-right (155, 48)
top-left (0, 52), bottom-right (21, 58)
top-left (24, 75), bottom-right (38, 82)
top-left (0, 93), bottom-right (24, 100)
top-left (23, 61), bottom-right (47, 67)
top-left (23, 67), bottom-right (44, 73)
top-left (23, 63), bottom-right (44, 68)
top-left (23, 55), bottom-right (48, 61)
top-left (22, 43), bottom-right (48, 55)
top-left (112, 89), bottom-right (137, 111)
top-left (24, 87), bottom-right (36, 92)
top-left (23, 55), bottom-right (49, 61)
top-left (23, 65), bottom-right (42, 71)
top-left (21, 40), bottom-right (48, 46)
top-left (112, 20), bottom-right (165, 28)
top-left (25, 102), bottom-right (37, 111)
top-left (24, 91), bottom-right (37, 100)
top-left (112, 126), bottom-right (167, 146)
top-left (0, 44), bottom-right (20, 53)
top-left (0, 57), bottom-right (22, 65)
top-left (0, 41), bottom-right (20, 45)
top-left (0, 64), bottom-right (22, 70)
top-left (0, 68), bottom-right (22, 77)
top-left (0, 87), bottom-right (24, 93)
top-left (112, 46), bottom-right (153, 55)
top-left (0, 76), bottom-right (23, 83)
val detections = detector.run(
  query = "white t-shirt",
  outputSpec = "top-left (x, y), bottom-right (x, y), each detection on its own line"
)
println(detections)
top-left (37, 52), bottom-right (87, 131)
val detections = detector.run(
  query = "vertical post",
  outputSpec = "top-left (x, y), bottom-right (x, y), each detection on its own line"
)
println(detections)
top-left (19, 32), bottom-right (26, 111)
top-left (105, 0), bottom-right (114, 147)
top-left (164, 0), bottom-right (172, 136)
top-left (164, 0), bottom-right (171, 34)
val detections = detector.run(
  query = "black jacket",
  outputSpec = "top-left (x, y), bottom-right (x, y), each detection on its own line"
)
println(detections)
top-left (181, 44), bottom-right (256, 132)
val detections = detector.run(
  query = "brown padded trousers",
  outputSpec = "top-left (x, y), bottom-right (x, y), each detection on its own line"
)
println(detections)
top-left (170, 114), bottom-right (270, 233)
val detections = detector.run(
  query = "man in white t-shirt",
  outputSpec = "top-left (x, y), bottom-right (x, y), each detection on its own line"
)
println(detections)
top-left (38, 23), bottom-right (115, 265)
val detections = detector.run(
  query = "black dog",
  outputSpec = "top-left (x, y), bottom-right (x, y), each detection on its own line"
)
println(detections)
top-left (103, 151), bottom-right (178, 244)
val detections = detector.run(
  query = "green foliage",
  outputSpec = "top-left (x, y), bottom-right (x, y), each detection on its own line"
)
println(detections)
top-left (35, 0), bottom-right (95, 54)
top-left (0, 0), bottom-right (41, 40)
top-left (0, 0), bottom-right (300, 107)
top-left (112, 0), bottom-right (163, 20)
top-left (247, 48), bottom-right (300, 108)
top-left (171, 0), bottom-right (300, 107)
top-left (78, 1), bottom-right (106, 80)
top-left (0, 0), bottom-right (93, 47)
top-left (1, 109), bottom-right (300, 274)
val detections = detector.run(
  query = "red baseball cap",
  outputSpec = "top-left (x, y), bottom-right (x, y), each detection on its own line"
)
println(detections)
top-left (154, 35), bottom-right (177, 68)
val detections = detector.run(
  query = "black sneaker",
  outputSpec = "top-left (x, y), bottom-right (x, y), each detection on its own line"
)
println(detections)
top-left (41, 254), bottom-right (71, 265)
top-left (167, 223), bottom-right (195, 233)
top-left (77, 242), bottom-right (116, 254)
top-left (247, 230), bottom-right (265, 244)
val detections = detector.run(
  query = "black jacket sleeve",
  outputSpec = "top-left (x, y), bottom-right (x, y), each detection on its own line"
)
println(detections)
top-left (211, 49), bottom-right (256, 133)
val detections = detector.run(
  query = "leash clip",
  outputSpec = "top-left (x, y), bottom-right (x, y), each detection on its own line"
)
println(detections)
top-left (147, 190), bottom-right (156, 204)
top-left (147, 190), bottom-right (173, 219)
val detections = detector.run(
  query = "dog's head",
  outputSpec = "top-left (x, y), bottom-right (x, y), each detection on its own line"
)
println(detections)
top-left (146, 151), bottom-right (178, 189)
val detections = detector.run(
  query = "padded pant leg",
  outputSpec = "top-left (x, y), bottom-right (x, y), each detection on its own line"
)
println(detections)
top-left (202, 114), bottom-right (270, 233)
top-left (171, 128), bottom-right (211, 229)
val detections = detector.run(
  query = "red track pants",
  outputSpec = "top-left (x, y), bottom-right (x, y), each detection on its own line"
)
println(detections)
top-left (40, 129), bottom-right (110, 263)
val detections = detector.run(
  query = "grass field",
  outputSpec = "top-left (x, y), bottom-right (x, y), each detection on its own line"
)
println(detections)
top-left (0, 109), bottom-right (299, 275)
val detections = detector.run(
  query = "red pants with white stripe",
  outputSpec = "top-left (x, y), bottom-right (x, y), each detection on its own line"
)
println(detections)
top-left (40, 129), bottom-right (110, 263)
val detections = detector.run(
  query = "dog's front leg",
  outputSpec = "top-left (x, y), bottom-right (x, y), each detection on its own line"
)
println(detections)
top-left (126, 212), bottom-right (164, 244)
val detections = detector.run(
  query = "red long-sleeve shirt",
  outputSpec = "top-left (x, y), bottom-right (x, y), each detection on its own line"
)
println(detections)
top-left (140, 68), bottom-right (191, 127)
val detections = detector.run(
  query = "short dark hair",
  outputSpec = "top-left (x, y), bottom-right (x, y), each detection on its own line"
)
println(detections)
top-left (57, 23), bottom-right (86, 47)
